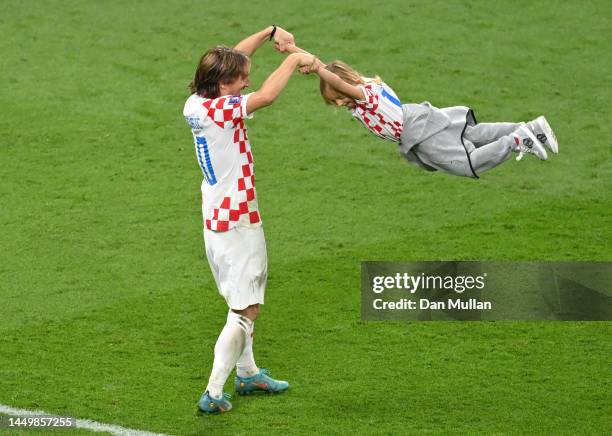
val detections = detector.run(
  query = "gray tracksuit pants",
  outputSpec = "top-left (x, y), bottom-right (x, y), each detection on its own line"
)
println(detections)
top-left (399, 103), bottom-right (520, 178)
top-left (464, 123), bottom-right (519, 173)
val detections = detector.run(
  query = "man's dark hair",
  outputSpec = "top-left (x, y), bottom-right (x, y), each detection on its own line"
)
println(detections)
top-left (189, 46), bottom-right (250, 98)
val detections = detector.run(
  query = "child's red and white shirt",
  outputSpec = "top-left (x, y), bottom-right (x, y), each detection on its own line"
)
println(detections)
top-left (351, 82), bottom-right (404, 142)
top-left (183, 93), bottom-right (261, 232)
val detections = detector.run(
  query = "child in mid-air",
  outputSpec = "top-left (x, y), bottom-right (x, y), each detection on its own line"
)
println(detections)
top-left (291, 48), bottom-right (558, 178)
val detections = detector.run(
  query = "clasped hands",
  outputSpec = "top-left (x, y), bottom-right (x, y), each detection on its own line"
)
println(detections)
top-left (272, 27), bottom-right (322, 74)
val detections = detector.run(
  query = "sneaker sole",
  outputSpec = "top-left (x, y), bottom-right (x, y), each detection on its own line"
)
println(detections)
top-left (237, 390), bottom-right (284, 396)
top-left (535, 116), bottom-right (559, 154)
top-left (236, 386), bottom-right (289, 395)
top-left (519, 124), bottom-right (548, 160)
top-left (197, 404), bottom-right (232, 414)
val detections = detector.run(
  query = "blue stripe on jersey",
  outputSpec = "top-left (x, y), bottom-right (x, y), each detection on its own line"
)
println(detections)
top-left (195, 136), bottom-right (217, 186)
top-left (381, 89), bottom-right (402, 107)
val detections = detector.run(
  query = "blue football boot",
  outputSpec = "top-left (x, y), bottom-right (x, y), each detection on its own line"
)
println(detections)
top-left (235, 368), bottom-right (289, 395)
top-left (198, 391), bottom-right (232, 414)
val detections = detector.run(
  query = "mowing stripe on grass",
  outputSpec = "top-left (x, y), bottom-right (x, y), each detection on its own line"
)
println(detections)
top-left (0, 404), bottom-right (170, 436)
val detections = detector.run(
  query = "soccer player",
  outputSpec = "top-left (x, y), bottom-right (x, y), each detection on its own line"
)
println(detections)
top-left (183, 27), bottom-right (315, 414)
top-left (292, 50), bottom-right (559, 178)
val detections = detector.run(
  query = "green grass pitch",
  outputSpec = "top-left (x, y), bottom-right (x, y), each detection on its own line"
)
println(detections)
top-left (1, 0), bottom-right (611, 434)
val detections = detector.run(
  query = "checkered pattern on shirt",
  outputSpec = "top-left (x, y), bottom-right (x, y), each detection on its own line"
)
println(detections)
top-left (200, 96), bottom-right (260, 232)
top-left (203, 96), bottom-right (244, 129)
top-left (352, 83), bottom-right (404, 142)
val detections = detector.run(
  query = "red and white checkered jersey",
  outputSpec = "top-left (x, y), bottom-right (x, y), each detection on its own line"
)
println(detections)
top-left (183, 92), bottom-right (261, 232)
top-left (351, 82), bottom-right (404, 142)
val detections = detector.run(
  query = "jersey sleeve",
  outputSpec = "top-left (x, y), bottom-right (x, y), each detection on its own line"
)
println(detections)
top-left (241, 92), bottom-right (254, 120)
top-left (354, 85), bottom-right (380, 111)
top-left (202, 93), bottom-right (253, 129)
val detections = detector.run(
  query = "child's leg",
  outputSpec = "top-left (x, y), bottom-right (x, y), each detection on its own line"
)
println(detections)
top-left (468, 122), bottom-right (549, 173)
top-left (465, 123), bottom-right (520, 147)
top-left (467, 135), bottom-right (516, 173)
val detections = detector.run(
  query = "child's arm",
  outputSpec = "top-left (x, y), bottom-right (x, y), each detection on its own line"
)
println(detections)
top-left (284, 45), bottom-right (364, 101)
top-left (283, 43), bottom-right (312, 56)
top-left (234, 26), bottom-right (294, 56)
top-left (315, 66), bottom-right (365, 101)
top-left (246, 53), bottom-right (315, 114)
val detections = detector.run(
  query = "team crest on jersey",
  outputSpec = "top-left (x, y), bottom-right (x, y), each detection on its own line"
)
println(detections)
top-left (228, 96), bottom-right (242, 105)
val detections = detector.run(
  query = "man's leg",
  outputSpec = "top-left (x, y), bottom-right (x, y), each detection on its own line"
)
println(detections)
top-left (235, 306), bottom-right (259, 378)
top-left (232, 305), bottom-right (289, 395)
top-left (199, 309), bottom-right (252, 413)
top-left (205, 311), bottom-right (250, 398)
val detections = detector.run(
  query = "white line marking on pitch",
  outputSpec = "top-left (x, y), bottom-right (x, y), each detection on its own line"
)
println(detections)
top-left (0, 404), bottom-right (171, 436)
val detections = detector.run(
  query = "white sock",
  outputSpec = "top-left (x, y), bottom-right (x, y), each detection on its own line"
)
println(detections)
top-left (236, 318), bottom-right (259, 378)
top-left (205, 311), bottom-right (249, 398)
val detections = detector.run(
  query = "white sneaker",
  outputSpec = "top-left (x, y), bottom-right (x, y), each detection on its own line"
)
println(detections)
top-left (514, 124), bottom-right (548, 161)
top-left (532, 116), bottom-right (559, 154)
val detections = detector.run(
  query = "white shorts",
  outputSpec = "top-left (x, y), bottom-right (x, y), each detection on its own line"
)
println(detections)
top-left (203, 225), bottom-right (267, 310)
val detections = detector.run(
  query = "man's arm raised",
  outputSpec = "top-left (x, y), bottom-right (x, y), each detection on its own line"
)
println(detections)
top-left (235, 26), bottom-right (295, 56)
top-left (246, 53), bottom-right (315, 114)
